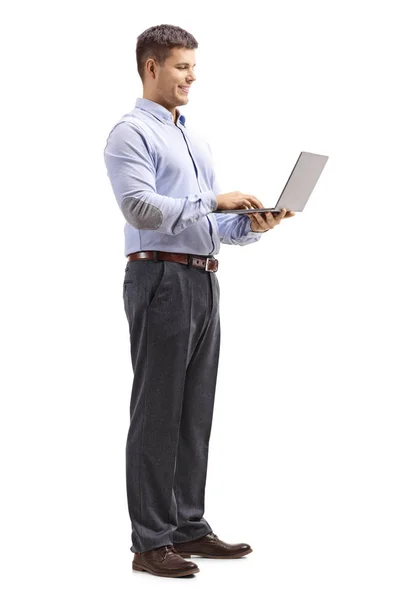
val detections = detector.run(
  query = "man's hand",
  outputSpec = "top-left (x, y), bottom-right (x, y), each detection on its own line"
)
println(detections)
top-left (216, 191), bottom-right (264, 211)
top-left (215, 191), bottom-right (296, 232)
top-left (248, 208), bottom-right (295, 232)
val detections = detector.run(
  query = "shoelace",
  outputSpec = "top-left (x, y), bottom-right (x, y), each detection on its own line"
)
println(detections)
top-left (160, 545), bottom-right (179, 560)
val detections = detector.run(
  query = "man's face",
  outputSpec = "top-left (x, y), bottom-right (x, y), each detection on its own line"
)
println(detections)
top-left (146, 47), bottom-right (197, 110)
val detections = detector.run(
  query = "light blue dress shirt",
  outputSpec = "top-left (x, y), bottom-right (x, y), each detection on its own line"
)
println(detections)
top-left (103, 97), bottom-right (263, 257)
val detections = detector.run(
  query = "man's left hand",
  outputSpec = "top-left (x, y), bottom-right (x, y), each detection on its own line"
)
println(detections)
top-left (248, 208), bottom-right (296, 232)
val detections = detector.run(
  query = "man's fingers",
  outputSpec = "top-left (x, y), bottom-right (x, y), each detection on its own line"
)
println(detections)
top-left (255, 211), bottom-right (265, 223)
top-left (245, 194), bottom-right (264, 209)
top-left (265, 212), bottom-right (276, 227)
top-left (249, 211), bottom-right (270, 232)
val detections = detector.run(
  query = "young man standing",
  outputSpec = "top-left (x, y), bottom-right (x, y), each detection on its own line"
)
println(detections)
top-left (104, 23), bottom-right (294, 578)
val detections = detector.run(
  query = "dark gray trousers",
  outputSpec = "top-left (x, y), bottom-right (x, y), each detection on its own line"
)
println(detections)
top-left (122, 257), bottom-right (221, 553)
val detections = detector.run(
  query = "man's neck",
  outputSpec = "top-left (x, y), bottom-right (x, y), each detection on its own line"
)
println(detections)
top-left (142, 93), bottom-right (180, 124)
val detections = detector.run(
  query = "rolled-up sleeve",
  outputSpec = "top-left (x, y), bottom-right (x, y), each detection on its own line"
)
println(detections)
top-left (104, 122), bottom-right (217, 235)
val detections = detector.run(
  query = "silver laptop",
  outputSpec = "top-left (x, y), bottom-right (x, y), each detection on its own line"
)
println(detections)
top-left (213, 151), bottom-right (329, 214)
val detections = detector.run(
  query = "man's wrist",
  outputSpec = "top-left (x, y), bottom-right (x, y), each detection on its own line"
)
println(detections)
top-left (250, 225), bottom-right (270, 233)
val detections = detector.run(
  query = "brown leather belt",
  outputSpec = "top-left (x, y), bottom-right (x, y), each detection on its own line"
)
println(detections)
top-left (127, 251), bottom-right (218, 273)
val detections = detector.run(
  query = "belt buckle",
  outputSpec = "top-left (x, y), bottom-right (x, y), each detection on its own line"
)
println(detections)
top-left (205, 257), bottom-right (218, 272)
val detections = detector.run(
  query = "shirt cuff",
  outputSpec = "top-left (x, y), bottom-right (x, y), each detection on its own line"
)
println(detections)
top-left (202, 190), bottom-right (218, 211)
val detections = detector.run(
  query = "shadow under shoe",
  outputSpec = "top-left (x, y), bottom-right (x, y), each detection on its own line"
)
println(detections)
top-left (132, 545), bottom-right (200, 578)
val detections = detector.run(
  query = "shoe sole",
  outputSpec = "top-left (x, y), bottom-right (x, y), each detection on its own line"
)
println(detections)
top-left (132, 563), bottom-right (200, 577)
top-left (178, 548), bottom-right (253, 559)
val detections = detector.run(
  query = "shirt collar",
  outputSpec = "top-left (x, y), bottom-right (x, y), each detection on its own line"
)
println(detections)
top-left (135, 97), bottom-right (186, 126)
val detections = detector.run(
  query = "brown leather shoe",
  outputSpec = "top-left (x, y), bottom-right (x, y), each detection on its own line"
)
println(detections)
top-left (132, 545), bottom-right (200, 577)
top-left (174, 532), bottom-right (253, 559)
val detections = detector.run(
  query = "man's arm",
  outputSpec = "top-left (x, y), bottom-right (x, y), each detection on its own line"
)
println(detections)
top-left (207, 143), bottom-right (265, 245)
top-left (104, 121), bottom-right (217, 235)
top-left (213, 202), bottom-right (265, 245)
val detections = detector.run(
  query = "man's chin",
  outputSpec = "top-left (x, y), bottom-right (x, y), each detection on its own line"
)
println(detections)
top-left (176, 91), bottom-right (189, 101)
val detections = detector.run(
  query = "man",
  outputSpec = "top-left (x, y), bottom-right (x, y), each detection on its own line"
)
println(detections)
top-left (103, 23), bottom-right (294, 579)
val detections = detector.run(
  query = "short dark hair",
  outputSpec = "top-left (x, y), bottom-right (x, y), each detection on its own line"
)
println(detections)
top-left (136, 24), bottom-right (198, 83)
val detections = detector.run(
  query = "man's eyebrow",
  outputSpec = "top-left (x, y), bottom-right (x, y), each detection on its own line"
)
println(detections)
top-left (175, 62), bottom-right (196, 66)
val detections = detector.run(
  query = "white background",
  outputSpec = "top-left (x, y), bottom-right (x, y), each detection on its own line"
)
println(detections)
top-left (1, 0), bottom-right (400, 598)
